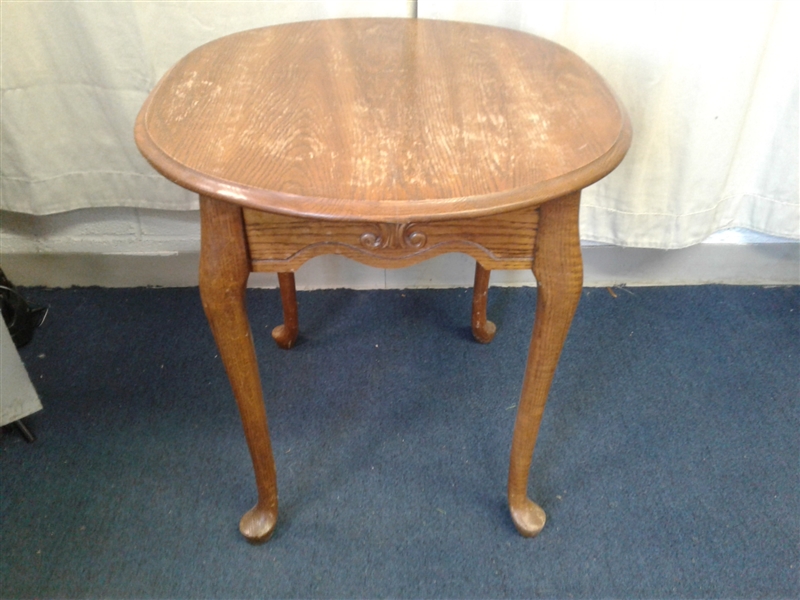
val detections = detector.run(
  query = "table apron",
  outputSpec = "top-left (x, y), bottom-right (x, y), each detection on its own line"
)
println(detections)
top-left (243, 205), bottom-right (539, 272)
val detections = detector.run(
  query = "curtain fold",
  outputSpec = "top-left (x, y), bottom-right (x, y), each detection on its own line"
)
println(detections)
top-left (2, 1), bottom-right (797, 249)
top-left (1, 3), bottom-right (188, 214)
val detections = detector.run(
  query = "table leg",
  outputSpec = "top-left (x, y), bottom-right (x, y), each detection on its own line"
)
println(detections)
top-left (199, 196), bottom-right (279, 543)
top-left (508, 192), bottom-right (583, 537)
top-left (471, 263), bottom-right (496, 343)
top-left (272, 272), bottom-right (299, 349)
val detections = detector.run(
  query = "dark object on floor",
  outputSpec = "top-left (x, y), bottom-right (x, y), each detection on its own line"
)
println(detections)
top-left (0, 267), bottom-right (48, 349)
top-left (0, 268), bottom-right (47, 443)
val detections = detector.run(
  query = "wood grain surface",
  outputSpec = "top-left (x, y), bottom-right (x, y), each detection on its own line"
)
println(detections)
top-left (243, 204), bottom-right (539, 271)
top-left (508, 191), bottom-right (584, 537)
top-left (135, 18), bottom-right (630, 222)
top-left (198, 196), bottom-right (279, 542)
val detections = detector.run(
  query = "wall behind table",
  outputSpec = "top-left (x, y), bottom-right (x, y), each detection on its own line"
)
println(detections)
top-left (2, 207), bottom-right (797, 288)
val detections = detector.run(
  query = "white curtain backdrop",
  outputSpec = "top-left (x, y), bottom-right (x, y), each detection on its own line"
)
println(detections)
top-left (419, 1), bottom-right (799, 248)
top-left (0, 1), bottom-right (412, 214)
top-left (1, 1), bottom-right (797, 249)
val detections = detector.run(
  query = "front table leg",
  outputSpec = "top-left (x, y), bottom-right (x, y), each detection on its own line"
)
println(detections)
top-left (199, 196), bottom-right (278, 543)
top-left (508, 192), bottom-right (583, 537)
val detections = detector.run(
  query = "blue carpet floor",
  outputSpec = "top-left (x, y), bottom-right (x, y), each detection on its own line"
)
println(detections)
top-left (1, 285), bottom-right (798, 598)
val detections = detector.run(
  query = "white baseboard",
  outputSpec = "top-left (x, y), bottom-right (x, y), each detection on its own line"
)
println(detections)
top-left (3, 243), bottom-right (798, 288)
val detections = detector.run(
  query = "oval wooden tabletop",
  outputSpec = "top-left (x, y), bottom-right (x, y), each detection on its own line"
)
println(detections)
top-left (135, 18), bottom-right (631, 222)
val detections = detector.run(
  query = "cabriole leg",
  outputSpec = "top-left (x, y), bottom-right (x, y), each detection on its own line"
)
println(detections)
top-left (272, 272), bottom-right (299, 349)
top-left (471, 262), bottom-right (496, 343)
top-left (508, 192), bottom-right (583, 537)
top-left (199, 196), bottom-right (278, 543)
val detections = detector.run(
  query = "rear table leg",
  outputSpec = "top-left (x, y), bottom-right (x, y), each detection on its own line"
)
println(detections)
top-left (272, 272), bottom-right (299, 349)
top-left (471, 262), bottom-right (496, 343)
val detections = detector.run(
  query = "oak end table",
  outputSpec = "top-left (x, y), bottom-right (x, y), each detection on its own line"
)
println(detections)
top-left (135, 18), bottom-right (631, 543)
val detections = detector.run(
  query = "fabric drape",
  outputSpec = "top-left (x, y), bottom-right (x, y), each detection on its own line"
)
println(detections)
top-left (0, 1), bottom-right (411, 215)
